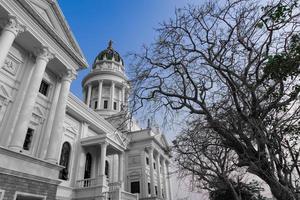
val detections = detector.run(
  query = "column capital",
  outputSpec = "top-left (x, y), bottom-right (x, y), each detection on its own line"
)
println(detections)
top-left (98, 80), bottom-right (103, 83)
top-left (146, 146), bottom-right (154, 153)
top-left (2, 15), bottom-right (26, 36)
top-left (34, 46), bottom-right (55, 62)
top-left (61, 69), bottom-right (77, 82)
top-left (100, 141), bottom-right (108, 147)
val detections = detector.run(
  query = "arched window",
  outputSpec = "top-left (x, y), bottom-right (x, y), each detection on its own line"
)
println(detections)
top-left (105, 160), bottom-right (109, 177)
top-left (59, 142), bottom-right (71, 180)
top-left (84, 153), bottom-right (92, 179)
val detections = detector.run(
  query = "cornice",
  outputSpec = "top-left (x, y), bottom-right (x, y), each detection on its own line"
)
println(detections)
top-left (82, 69), bottom-right (128, 87)
top-left (0, 146), bottom-right (63, 170)
top-left (0, 166), bottom-right (61, 185)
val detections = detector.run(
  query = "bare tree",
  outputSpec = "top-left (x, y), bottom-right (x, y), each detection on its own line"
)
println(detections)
top-left (130, 0), bottom-right (300, 199)
top-left (173, 121), bottom-right (243, 200)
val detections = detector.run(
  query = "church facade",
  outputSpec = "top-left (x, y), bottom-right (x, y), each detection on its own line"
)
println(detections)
top-left (0, 1), bottom-right (172, 200)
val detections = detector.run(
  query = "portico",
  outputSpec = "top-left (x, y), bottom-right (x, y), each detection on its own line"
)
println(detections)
top-left (75, 135), bottom-right (126, 199)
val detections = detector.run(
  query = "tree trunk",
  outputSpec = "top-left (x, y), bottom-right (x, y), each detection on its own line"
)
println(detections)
top-left (249, 166), bottom-right (296, 200)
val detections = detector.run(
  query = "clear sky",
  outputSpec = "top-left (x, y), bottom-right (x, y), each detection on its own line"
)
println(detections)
top-left (58, 1), bottom-right (204, 199)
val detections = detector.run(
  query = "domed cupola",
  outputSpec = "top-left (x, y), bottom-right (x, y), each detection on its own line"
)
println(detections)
top-left (93, 40), bottom-right (124, 67)
top-left (82, 40), bottom-right (129, 118)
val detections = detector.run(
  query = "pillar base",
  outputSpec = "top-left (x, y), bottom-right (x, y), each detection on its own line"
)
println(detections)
top-left (8, 146), bottom-right (23, 153)
top-left (97, 175), bottom-right (108, 193)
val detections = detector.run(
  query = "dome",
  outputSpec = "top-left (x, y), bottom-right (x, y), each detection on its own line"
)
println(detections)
top-left (93, 40), bottom-right (124, 67)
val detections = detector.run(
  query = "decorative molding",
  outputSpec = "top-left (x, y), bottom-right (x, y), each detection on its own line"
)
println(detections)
top-left (34, 46), bottom-right (55, 62)
top-left (61, 69), bottom-right (77, 82)
top-left (0, 84), bottom-right (11, 103)
top-left (1, 14), bottom-right (26, 36)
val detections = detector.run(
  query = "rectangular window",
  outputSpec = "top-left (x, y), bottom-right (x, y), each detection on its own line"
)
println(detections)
top-left (148, 183), bottom-right (151, 195)
top-left (154, 162), bottom-right (156, 169)
top-left (104, 100), bottom-right (108, 109)
top-left (23, 128), bottom-right (34, 150)
top-left (39, 80), bottom-right (49, 96)
top-left (155, 186), bottom-right (158, 196)
top-left (94, 101), bottom-right (98, 109)
top-left (146, 157), bottom-right (149, 165)
top-left (131, 181), bottom-right (140, 194)
top-left (113, 102), bottom-right (117, 110)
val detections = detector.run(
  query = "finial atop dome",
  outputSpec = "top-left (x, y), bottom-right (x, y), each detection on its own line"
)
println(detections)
top-left (108, 40), bottom-right (113, 49)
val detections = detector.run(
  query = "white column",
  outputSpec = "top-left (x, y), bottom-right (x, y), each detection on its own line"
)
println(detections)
top-left (86, 84), bottom-right (92, 107)
top-left (162, 158), bottom-right (168, 199)
top-left (118, 89), bottom-right (122, 111)
top-left (97, 80), bottom-right (102, 109)
top-left (142, 150), bottom-right (148, 198)
top-left (0, 15), bottom-right (25, 67)
top-left (9, 47), bottom-right (54, 151)
top-left (45, 69), bottom-right (76, 162)
top-left (110, 81), bottom-right (115, 110)
top-left (118, 152), bottom-right (124, 188)
top-left (122, 86), bottom-right (126, 104)
top-left (99, 142), bottom-right (108, 176)
top-left (167, 162), bottom-right (173, 200)
top-left (37, 81), bottom-right (61, 158)
top-left (156, 155), bottom-right (162, 198)
top-left (148, 147), bottom-right (155, 197)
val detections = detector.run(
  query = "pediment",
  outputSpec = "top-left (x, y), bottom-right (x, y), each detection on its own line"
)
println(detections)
top-left (25, 0), bottom-right (84, 56)
top-left (107, 131), bottom-right (127, 148)
top-left (30, 1), bottom-right (54, 28)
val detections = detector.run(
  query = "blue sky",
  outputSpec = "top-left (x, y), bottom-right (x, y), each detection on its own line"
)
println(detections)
top-left (58, 0), bottom-right (198, 99)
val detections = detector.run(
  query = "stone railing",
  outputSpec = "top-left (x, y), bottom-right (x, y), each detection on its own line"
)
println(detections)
top-left (121, 191), bottom-right (139, 200)
top-left (76, 177), bottom-right (99, 188)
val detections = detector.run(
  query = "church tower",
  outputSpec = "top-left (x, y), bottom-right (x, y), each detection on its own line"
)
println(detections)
top-left (82, 41), bottom-right (129, 118)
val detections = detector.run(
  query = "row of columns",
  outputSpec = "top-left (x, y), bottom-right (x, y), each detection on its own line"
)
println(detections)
top-left (85, 81), bottom-right (126, 110)
top-left (147, 147), bottom-right (171, 199)
top-left (0, 15), bottom-right (76, 162)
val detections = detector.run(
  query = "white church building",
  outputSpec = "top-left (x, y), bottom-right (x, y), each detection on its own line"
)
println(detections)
top-left (0, 0), bottom-right (173, 200)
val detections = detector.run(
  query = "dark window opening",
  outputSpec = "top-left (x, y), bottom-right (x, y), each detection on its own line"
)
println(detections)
top-left (131, 181), bottom-right (140, 194)
top-left (105, 160), bottom-right (109, 177)
top-left (154, 162), bottom-right (156, 169)
top-left (104, 100), bottom-right (108, 109)
top-left (94, 101), bottom-right (98, 109)
top-left (146, 157), bottom-right (149, 165)
top-left (84, 153), bottom-right (92, 179)
top-left (113, 102), bottom-right (117, 110)
top-left (148, 183), bottom-right (151, 195)
top-left (84, 153), bottom-right (92, 187)
top-left (162, 189), bottom-right (164, 198)
top-left (23, 128), bottom-right (34, 150)
top-left (59, 142), bottom-right (71, 180)
top-left (155, 186), bottom-right (158, 196)
top-left (39, 80), bottom-right (49, 96)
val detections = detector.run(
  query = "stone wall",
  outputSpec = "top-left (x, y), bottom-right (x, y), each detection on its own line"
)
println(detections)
top-left (0, 171), bottom-right (58, 200)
